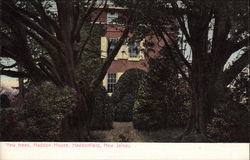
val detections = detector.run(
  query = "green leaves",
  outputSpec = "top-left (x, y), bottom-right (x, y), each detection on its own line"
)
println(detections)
top-left (133, 56), bottom-right (190, 130)
top-left (90, 87), bottom-right (113, 130)
top-left (111, 69), bottom-right (146, 122)
top-left (0, 82), bottom-right (77, 141)
top-left (22, 82), bottom-right (77, 141)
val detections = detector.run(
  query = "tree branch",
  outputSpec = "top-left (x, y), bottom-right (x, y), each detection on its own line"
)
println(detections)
top-left (26, 29), bottom-right (64, 62)
top-left (170, 1), bottom-right (192, 44)
top-left (0, 70), bottom-right (29, 78)
top-left (154, 26), bottom-right (191, 85)
top-left (91, 26), bottom-right (130, 89)
top-left (28, 0), bottom-right (59, 34)
top-left (55, 0), bottom-right (75, 42)
top-left (75, 0), bottom-right (108, 65)
top-left (161, 27), bottom-right (191, 70)
top-left (72, 0), bottom-right (99, 41)
top-left (3, 1), bottom-right (63, 51)
top-left (211, 11), bottom-right (231, 57)
top-left (222, 50), bottom-right (249, 85)
top-left (228, 37), bottom-right (249, 54)
top-left (0, 63), bottom-right (17, 70)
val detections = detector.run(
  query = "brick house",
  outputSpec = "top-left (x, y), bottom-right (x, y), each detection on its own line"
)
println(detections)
top-left (92, 1), bottom-right (177, 95)
top-left (92, 2), bottom-right (149, 95)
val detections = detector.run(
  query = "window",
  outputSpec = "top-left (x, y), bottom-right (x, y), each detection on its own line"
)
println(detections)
top-left (108, 38), bottom-right (118, 55)
top-left (128, 41), bottom-right (139, 57)
top-left (107, 0), bottom-right (114, 5)
top-left (107, 73), bottom-right (116, 93)
top-left (96, 0), bottom-right (114, 5)
top-left (107, 12), bottom-right (118, 24)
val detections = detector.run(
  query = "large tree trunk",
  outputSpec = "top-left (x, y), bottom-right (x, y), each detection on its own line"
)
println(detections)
top-left (61, 89), bottom-right (94, 141)
top-left (180, 73), bottom-right (227, 142)
top-left (180, 79), bottom-right (211, 141)
top-left (178, 46), bottom-right (216, 142)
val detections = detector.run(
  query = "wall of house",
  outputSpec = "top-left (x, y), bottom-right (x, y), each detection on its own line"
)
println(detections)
top-left (92, 7), bottom-right (151, 94)
top-left (101, 30), bottom-right (148, 93)
top-left (103, 72), bottom-right (123, 96)
top-left (94, 7), bottom-right (177, 94)
top-left (100, 37), bottom-right (145, 61)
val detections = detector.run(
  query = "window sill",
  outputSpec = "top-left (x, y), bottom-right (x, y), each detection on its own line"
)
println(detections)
top-left (128, 58), bottom-right (141, 61)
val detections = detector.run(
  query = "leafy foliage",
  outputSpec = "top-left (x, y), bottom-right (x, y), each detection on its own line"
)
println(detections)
top-left (0, 109), bottom-right (26, 141)
top-left (0, 94), bottom-right (11, 108)
top-left (0, 82), bottom-right (76, 141)
top-left (133, 54), bottom-right (190, 130)
top-left (23, 82), bottom-right (77, 141)
top-left (0, 82), bottom-right (115, 141)
top-left (76, 24), bottom-right (114, 130)
top-left (230, 69), bottom-right (249, 105)
top-left (76, 24), bottom-right (104, 82)
top-left (111, 69), bottom-right (146, 122)
top-left (207, 101), bottom-right (249, 142)
top-left (90, 87), bottom-right (114, 130)
top-left (208, 69), bottom-right (249, 142)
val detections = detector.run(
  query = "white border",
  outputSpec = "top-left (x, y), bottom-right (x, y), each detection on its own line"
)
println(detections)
top-left (0, 142), bottom-right (249, 160)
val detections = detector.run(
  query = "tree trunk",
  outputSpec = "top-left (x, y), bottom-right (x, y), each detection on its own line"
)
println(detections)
top-left (178, 47), bottom-right (215, 142)
top-left (179, 83), bottom-right (210, 142)
top-left (61, 93), bottom-right (92, 141)
top-left (60, 79), bottom-right (96, 141)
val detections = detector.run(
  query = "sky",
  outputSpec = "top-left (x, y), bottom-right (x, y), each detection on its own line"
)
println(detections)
top-left (0, 75), bottom-right (19, 88)
top-left (0, 59), bottom-right (19, 88)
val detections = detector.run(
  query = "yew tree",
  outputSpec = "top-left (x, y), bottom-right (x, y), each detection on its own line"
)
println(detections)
top-left (164, 0), bottom-right (249, 140)
top-left (1, 0), bottom-right (134, 141)
top-left (116, 0), bottom-right (249, 140)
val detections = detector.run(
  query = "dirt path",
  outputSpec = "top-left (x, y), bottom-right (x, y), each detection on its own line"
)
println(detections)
top-left (92, 122), bottom-right (145, 142)
top-left (92, 122), bottom-right (182, 142)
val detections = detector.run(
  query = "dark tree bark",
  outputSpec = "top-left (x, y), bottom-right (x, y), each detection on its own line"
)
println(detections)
top-left (1, 0), bottom-right (134, 141)
top-left (149, 0), bottom-right (249, 141)
top-left (171, 1), bottom-right (249, 141)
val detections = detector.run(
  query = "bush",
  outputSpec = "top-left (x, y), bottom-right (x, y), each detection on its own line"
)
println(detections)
top-left (111, 69), bottom-right (146, 122)
top-left (133, 55), bottom-right (189, 130)
top-left (0, 108), bottom-right (27, 141)
top-left (25, 82), bottom-right (77, 141)
top-left (90, 87), bottom-right (113, 130)
top-left (133, 78), bottom-right (161, 130)
top-left (0, 82), bottom-right (114, 141)
top-left (0, 82), bottom-right (76, 141)
top-left (207, 71), bottom-right (249, 142)
top-left (207, 100), bottom-right (249, 142)
top-left (0, 94), bottom-right (11, 108)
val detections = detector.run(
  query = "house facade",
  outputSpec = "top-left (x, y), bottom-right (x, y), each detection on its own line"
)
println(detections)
top-left (93, 2), bottom-right (148, 94)
top-left (91, 1), bottom-right (177, 95)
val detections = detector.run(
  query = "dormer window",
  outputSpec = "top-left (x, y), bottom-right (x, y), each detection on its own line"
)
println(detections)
top-left (107, 12), bottom-right (118, 24)
top-left (129, 41), bottom-right (139, 57)
top-left (96, 0), bottom-right (114, 5)
top-left (108, 38), bottom-right (119, 55)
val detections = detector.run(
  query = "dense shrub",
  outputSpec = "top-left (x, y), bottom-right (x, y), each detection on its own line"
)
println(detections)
top-left (133, 55), bottom-right (190, 130)
top-left (133, 78), bottom-right (161, 130)
top-left (25, 82), bottom-right (76, 141)
top-left (207, 100), bottom-right (249, 142)
top-left (75, 25), bottom-right (113, 130)
top-left (0, 86), bottom-right (19, 107)
top-left (112, 69), bottom-right (146, 122)
top-left (0, 82), bottom-right (76, 141)
top-left (0, 82), bottom-right (114, 141)
top-left (0, 94), bottom-right (11, 108)
top-left (0, 108), bottom-right (27, 141)
top-left (207, 71), bottom-right (249, 142)
top-left (90, 87), bottom-right (113, 130)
